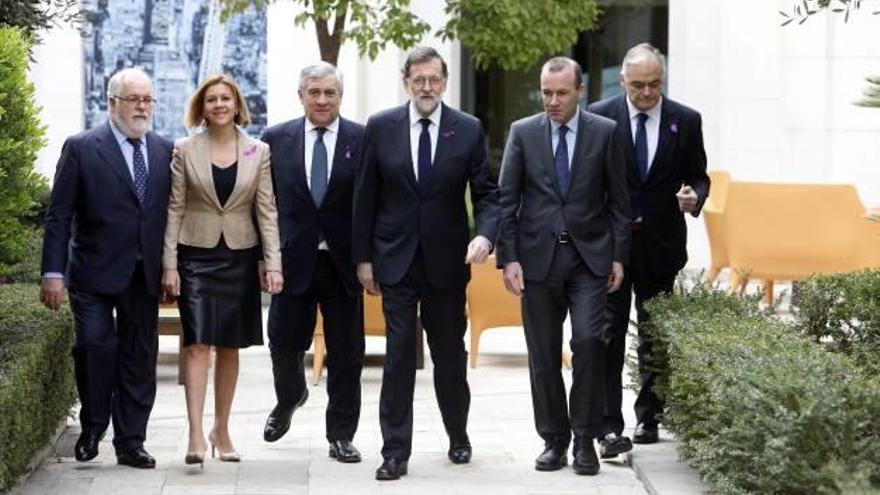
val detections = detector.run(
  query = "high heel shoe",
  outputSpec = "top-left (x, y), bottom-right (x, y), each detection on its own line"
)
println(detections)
top-left (184, 451), bottom-right (205, 469)
top-left (208, 431), bottom-right (241, 462)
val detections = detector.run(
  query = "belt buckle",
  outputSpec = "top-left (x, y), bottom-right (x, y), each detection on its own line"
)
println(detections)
top-left (557, 231), bottom-right (571, 244)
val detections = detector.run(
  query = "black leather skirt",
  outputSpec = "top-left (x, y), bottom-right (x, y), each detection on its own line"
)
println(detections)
top-left (177, 237), bottom-right (263, 348)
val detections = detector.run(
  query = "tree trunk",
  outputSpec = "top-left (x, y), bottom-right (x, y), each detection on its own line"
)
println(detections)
top-left (314, 9), bottom-right (345, 65)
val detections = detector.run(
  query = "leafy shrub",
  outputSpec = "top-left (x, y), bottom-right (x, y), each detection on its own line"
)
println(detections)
top-left (0, 27), bottom-right (49, 279)
top-left (648, 286), bottom-right (880, 494)
top-left (0, 284), bottom-right (76, 490)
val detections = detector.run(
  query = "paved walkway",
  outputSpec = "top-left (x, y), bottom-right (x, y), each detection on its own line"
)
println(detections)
top-left (14, 323), bottom-right (705, 495)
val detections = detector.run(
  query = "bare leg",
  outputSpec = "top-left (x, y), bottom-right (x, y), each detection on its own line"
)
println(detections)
top-left (184, 344), bottom-right (211, 456)
top-left (210, 346), bottom-right (239, 456)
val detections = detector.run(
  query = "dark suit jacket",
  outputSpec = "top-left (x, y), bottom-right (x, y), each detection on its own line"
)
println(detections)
top-left (587, 94), bottom-right (710, 275)
top-left (353, 103), bottom-right (500, 288)
top-left (41, 122), bottom-right (173, 296)
top-left (262, 116), bottom-right (365, 296)
top-left (496, 109), bottom-right (630, 281)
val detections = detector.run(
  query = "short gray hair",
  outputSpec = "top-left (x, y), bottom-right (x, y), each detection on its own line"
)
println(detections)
top-left (107, 67), bottom-right (152, 98)
top-left (298, 61), bottom-right (344, 94)
top-left (620, 43), bottom-right (666, 76)
top-left (541, 56), bottom-right (583, 88)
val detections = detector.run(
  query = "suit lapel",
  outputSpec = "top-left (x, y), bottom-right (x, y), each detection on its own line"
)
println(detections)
top-left (95, 123), bottom-right (139, 203)
top-left (143, 132), bottom-right (165, 208)
top-left (612, 95), bottom-right (639, 185)
top-left (191, 131), bottom-right (223, 210)
top-left (424, 103), bottom-right (459, 195)
top-left (648, 99), bottom-right (677, 182)
top-left (538, 114), bottom-right (566, 200)
top-left (288, 118), bottom-right (310, 195)
top-left (326, 118), bottom-right (349, 195)
top-left (565, 110), bottom-right (591, 198)
top-left (226, 129), bottom-right (256, 209)
top-left (394, 104), bottom-right (418, 192)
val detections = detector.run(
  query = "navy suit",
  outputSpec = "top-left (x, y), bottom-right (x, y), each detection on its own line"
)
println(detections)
top-left (262, 116), bottom-right (365, 442)
top-left (588, 94), bottom-right (709, 433)
top-left (353, 103), bottom-right (500, 460)
top-left (41, 122), bottom-right (172, 453)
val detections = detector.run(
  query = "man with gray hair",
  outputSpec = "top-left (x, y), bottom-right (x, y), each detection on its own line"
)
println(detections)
top-left (260, 61), bottom-right (366, 463)
top-left (40, 67), bottom-right (173, 468)
top-left (588, 42), bottom-right (710, 452)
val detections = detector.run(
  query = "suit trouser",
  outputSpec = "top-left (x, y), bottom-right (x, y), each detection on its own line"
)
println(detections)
top-left (378, 249), bottom-right (470, 460)
top-left (68, 263), bottom-right (158, 454)
top-left (267, 252), bottom-right (364, 442)
top-left (522, 242), bottom-right (607, 447)
top-left (602, 230), bottom-right (676, 433)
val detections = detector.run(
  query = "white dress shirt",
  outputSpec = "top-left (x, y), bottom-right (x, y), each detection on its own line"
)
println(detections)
top-left (626, 96), bottom-right (662, 172)
top-left (304, 116), bottom-right (339, 250)
top-left (549, 109), bottom-right (579, 169)
top-left (109, 119), bottom-right (150, 180)
top-left (409, 102), bottom-right (441, 180)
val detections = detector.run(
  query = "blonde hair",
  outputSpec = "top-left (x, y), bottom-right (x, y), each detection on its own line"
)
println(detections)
top-left (184, 74), bottom-right (251, 128)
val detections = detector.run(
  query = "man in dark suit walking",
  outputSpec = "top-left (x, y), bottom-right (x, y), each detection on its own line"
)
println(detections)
top-left (353, 46), bottom-right (500, 481)
top-left (496, 57), bottom-right (630, 476)
top-left (261, 62), bottom-right (366, 463)
top-left (40, 68), bottom-right (173, 468)
top-left (588, 43), bottom-right (710, 452)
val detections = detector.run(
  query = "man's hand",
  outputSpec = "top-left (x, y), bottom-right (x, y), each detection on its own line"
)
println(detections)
top-left (264, 271), bottom-right (284, 295)
top-left (357, 262), bottom-right (380, 295)
top-left (607, 261), bottom-right (624, 293)
top-left (676, 183), bottom-right (699, 213)
top-left (465, 235), bottom-right (492, 264)
top-left (40, 278), bottom-right (66, 311)
top-left (502, 261), bottom-right (525, 297)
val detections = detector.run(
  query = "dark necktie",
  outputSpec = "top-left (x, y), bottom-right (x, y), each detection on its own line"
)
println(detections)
top-left (311, 127), bottom-right (328, 206)
top-left (127, 137), bottom-right (148, 204)
top-left (417, 118), bottom-right (432, 192)
top-left (554, 124), bottom-right (570, 194)
top-left (635, 113), bottom-right (649, 183)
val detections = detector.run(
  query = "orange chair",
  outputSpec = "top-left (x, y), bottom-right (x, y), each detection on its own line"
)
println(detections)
top-left (466, 257), bottom-right (571, 368)
top-left (703, 170), bottom-right (731, 284)
top-left (723, 181), bottom-right (880, 303)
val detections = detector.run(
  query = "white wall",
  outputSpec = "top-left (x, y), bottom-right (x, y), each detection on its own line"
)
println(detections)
top-left (669, 0), bottom-right (880, 270)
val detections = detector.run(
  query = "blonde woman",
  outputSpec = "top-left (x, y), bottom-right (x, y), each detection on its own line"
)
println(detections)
top-left (162, 74), bottom-right (282, 467)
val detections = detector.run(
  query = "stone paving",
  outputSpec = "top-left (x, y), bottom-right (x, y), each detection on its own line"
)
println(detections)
top-left (15, 326), bottom-right (661, 495)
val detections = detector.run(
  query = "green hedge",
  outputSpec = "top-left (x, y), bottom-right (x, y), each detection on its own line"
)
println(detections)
top-left (648, 284), bottom-right (880, 494)
top-left (0, 284), bottom-right (76, 490)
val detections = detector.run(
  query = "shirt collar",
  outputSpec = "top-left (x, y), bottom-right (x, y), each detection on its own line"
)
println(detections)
top-left (306, 116), bottom-right (340, 134)
top-left (550, 107), bottom-right (580, 135)
top-left (109, 119), bottom-right (145, 147)
top-left (409, 101), bottom-right (442, 128)
top-left (626, 95), bottom-right (662, 122)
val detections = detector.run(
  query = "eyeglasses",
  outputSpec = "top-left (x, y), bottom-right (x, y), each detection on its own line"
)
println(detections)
top-left (408, 76), bottom-right (445, 88)
top-left (111, 95), bottom-right (155, 106)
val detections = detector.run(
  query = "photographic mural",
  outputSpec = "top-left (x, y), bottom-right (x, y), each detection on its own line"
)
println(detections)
top-left (82, 0), bottom-right (267, 140)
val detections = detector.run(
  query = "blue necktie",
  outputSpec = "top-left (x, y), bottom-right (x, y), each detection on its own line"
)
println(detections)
top-left (554, 125), bottom-right (570, 194)
top-left (127, 137), bottom-right (148, 204)
top-left (417, 118), bottom-right (432, 192)
top-left (311, 127), bottom-right (328, 206)
top-left (635, 113), bottom-right (649, 183)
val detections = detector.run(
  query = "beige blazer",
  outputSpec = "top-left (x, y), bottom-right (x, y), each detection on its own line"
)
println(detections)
top-left (162, 129), bottom-right (282, 272)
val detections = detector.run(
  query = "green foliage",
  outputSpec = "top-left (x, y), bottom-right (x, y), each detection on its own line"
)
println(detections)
top-left (0, 284), bottom-right (76, 490)
top-left (439, 0), bottom-right (600, 70)
top-left (648, 286), bottom-right (880, 494)
top-left (0, 27), bottom-right (48, 279)
top-left (792, 270), bottom-right (880, 377)
top-left (854, 76), bottom-right (880, 108)
top-left (222, 0), bottom-right (600, 71)
top-left (0, 0), bottom-right (82, 46)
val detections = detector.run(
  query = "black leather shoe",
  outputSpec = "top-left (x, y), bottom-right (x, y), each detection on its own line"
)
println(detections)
top-left (633, 423), bottom-right (659, 444)
top-left (74, 430), bottom-right (103, 462)
top-left (598, 432), bottom-right (633, 459)
top-left (447, 441), bottom-right (472, 464)
top-left (328, 439), bottom-right (362, 463)
top-left (572, 437), bottom-right (600, 475)
top-left (263, 388), bottom-right (309, 442)
top-left (534, 444), bottom-right (567, 471)
top-left (116, 447), bottom-right (156, 469)
top-left (375, 457), bottom-right (408, 481)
